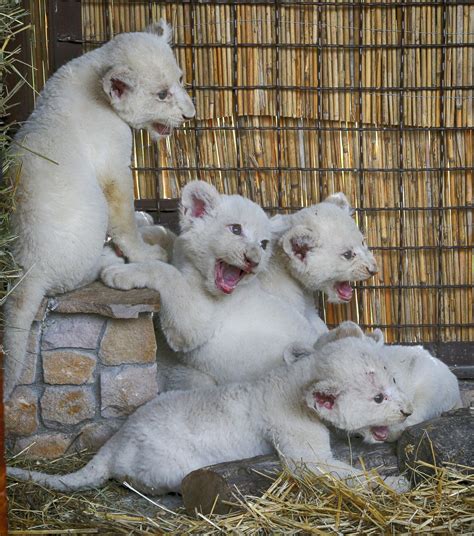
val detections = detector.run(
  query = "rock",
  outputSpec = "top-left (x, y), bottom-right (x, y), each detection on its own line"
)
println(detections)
top-left (13, 433), bottom-right (73, 460)
top-left (100, 364), bottom-right (158, 418)
top-left (99, 315), bottom-right (156, 365)
top-left (5, 387), bottom-right (38, 437)
top-left (43, 350), bottom-right (96, 385)
top-left (41, 386), bottom-right (96, 426)
top-left (398, 407), bottom-right (474, 485)
top-left (42, 313), bottom-right (105, 351)
top-left (71, 421), bottom-right (122, 452)
top-left (18, 322), bottom-right (41, 385)
top-left (459, 380), bottom-right (473, 408)
top-left (47, 281), bottom-right (161, 319)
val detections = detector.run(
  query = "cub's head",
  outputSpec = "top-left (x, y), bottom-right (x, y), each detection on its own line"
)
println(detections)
top-left (272, 193), bottom-right (378, 303)
top-left (303, 324), bottom-right (412, 432)
top-left (177, 181), bottom-right (272, 297)
top-left (102, 20), bottom-right (195, 140)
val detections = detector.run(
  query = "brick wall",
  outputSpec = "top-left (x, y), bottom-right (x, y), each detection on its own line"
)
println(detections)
top-left (5, 282), bottom-right (161, 459)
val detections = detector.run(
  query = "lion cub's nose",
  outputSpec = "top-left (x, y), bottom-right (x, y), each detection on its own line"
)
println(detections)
top-left (244, 255), bottom-right (259, 270)
top-left (367, 263), bottom-right (378, 276)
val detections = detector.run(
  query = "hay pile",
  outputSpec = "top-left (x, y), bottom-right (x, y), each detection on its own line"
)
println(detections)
top-left (7, 451), bottom-right (474, 534)
top-left (0, 0), bottom-right (29, 302)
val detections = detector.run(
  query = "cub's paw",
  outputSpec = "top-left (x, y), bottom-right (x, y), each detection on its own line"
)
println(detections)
top-left (125, 242), bottom-right (168, 263)
top-left (101, 264), bottom-right (150, 290)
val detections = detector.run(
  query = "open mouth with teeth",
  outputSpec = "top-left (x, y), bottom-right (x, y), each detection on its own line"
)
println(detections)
top-left (215, 260), bottom-right (251, 294)
top-left (334, 281), bottom-right (353, 302)
top-left (370, 425), bottom-right (389, 442)
top-left (152, 123), bottom-right (173, 136)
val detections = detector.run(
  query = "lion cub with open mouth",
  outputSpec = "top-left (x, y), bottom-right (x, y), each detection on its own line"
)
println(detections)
top-left (102, 181), bottom-right (319, 389)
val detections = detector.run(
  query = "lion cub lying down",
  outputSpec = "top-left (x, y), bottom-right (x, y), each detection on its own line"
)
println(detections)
top-left (8, 322), bottom-right (412, 494)
top-left (356, 330), bottom-right (462, 443)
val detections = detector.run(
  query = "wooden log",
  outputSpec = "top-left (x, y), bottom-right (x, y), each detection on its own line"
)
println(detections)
top-left (397, 407), bottom-right (474, 486)
top-left (181, 435), bottom-right (398, 515)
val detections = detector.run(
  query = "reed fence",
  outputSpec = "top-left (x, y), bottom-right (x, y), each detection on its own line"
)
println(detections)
top-left (22, 0), bottom-right (474, 347)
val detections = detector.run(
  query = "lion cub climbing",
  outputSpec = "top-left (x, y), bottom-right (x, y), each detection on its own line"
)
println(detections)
top-left (8, 322), bottom-right (412, 494)
top-left (3, 21), bottom-right (195, 399)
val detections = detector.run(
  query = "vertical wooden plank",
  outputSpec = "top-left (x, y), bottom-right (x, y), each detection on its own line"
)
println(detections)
top-left (0, 353), bottom-right (6, 536)
top-left (47, 0), bottom-right (82, 74)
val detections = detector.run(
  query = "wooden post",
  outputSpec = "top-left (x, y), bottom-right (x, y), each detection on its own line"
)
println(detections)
top-left (182, 436), bottom-right (399, 516)
top-left (0, 348), bottom-right (7, 536)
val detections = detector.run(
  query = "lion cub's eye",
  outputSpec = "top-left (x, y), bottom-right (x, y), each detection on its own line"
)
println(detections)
top-left (342, 250), bottom-right (354, 260)
top-left (374, 393), bottom-right (384, 404)
top-left (260, 239), bottom-right (269, 250)
top-left (157, 90), bottom-right (169, 100)
top-left (179, 74), bottom-right (184, 85)
top-left (228, 224), bottom-right (242, 235)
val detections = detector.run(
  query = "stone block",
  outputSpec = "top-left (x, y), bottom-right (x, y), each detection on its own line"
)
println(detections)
top-left (72, 421), bottom-right (122, 452)
top-left (18, 322), bottom-right (41, 385)
top-left (13, 433), bottom-right (73, 460)
top-left (41, 313), bottom-right (105, 351)
top-left (101, 364), bottom-right (158, 418)
top-left (99, 315), bottom-right (156, 365)
top-left (43, 350), bottom-right (96, 385)
top-left (41, 386), bottom-right (96, 426)
top-left (48, 281), bottom-right (161, 319)
top-left (5, 387), bottom-right (38, 437)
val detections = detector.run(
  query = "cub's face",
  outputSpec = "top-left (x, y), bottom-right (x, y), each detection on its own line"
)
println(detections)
top-left (305, 336), bottom-right (413, 432)
top-left (102, 21), bottom-right (195, 140)
top-left (178, 181), bottom-right (272, 297)
top-left (274, 194), bottom-right (378, 303)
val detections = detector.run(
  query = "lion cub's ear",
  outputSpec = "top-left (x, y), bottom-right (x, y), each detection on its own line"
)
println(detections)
top-left (314, 321), bottom-right (364, 350)
top-left (145, 19), bottom-right (173, 44)
top-left (323, 192), bottom-right (355, 216)
top-left (102, 67), bottom-right (135, 103)
top-left (180, 180), bottom-right (221, 229)
top-left (306, 380), bottom-right (341, 420)
top-left (367, 328), bottom-right (384, 345)
top-left (281, 225), bottom-right (319, 262)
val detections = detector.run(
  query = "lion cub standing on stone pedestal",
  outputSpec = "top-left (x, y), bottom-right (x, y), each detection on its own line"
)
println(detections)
top-left (4, 21), bottom-right (195, 399)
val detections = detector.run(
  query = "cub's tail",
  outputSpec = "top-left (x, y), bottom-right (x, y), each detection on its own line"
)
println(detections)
top-left (3, 273), bottom-right (46, 400)
top-left (8, 452), bottom-right (111, 492)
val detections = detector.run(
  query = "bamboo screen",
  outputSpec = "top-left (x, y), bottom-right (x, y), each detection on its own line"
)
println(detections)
top-left (28, 1), bottom-right (473, 346)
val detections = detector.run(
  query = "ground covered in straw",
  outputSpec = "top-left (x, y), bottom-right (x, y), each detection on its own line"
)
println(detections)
top-left (7, 450), bottom-right (474, 535)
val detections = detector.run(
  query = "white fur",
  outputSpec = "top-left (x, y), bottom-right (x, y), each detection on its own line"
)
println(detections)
top-left (8, 325), bottom-right (412, 494)
top-left (102, 181), bottom-right (320, 390)
top-left (263, 193), bottom-right (378, 320)
top-left (3, 21), bottom-right (195, 399)
top-left (357, 330), bottom-right (462, 443)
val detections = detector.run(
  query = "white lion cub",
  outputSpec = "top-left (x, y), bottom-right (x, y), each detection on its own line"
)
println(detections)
top-left (357, 330), bottom-right (462, 443)
top-left (3, 21), bottom-right (195, 399)
top-left (8, 322), bottom-right (412, 494)
top-left (263, 193), bottom-right (378, 331)
top-left (102, 181), bottom-right (319, 389)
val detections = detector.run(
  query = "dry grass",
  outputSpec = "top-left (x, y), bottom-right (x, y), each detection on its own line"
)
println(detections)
top-left (7, 450), bottom-right (474, 534)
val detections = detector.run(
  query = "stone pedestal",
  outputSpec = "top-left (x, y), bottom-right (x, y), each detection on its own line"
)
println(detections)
top-left (5, 282), bottom-right (161, 459)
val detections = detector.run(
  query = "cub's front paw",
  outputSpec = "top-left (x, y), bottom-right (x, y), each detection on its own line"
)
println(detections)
top-left (101, 264), bottom-right (147, 290)
top-left (126, 242), bottom-right (168, 263)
